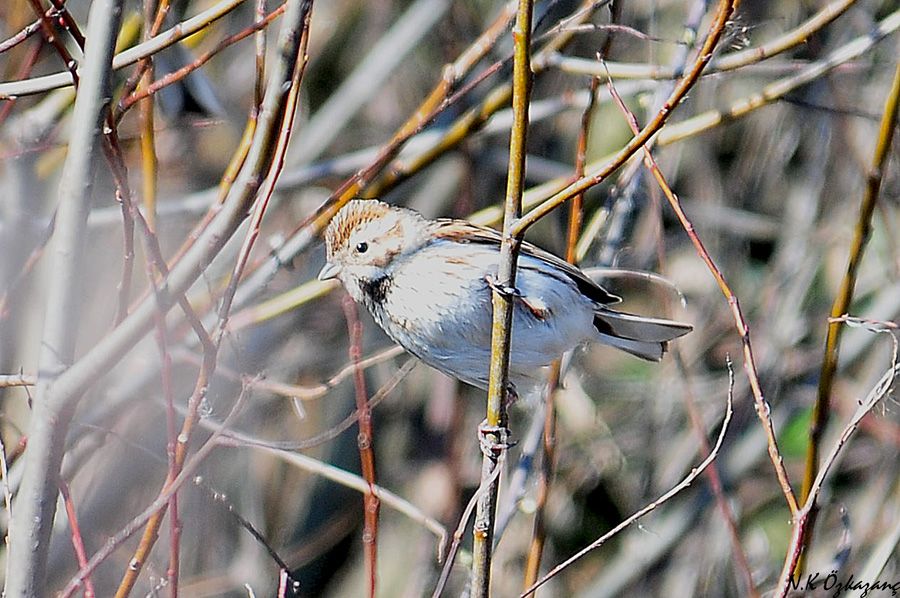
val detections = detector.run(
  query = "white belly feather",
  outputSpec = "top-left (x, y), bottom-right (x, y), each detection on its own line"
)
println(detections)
top-left (370, 241), bottom-right (597, 391)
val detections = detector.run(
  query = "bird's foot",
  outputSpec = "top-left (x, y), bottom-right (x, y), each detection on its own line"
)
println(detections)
top-left (478, 420), bottom-right (515, 458)
top-left (484, 274), bottom-right (521, 299)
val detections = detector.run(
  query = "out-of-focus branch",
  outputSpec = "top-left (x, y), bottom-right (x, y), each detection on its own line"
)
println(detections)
top-left (5, 2), bottom-right (125, 596)
top-left (0, 0), bottom-right (246, 99)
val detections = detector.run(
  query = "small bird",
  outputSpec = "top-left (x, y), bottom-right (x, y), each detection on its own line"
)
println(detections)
top-left (319, 200), bottom-right (691, 396)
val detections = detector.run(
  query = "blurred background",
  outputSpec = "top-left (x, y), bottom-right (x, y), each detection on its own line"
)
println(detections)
top-left (0, 0), bottom-right (898, 595)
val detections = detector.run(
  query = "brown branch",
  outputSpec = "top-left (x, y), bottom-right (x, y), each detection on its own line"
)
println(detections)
top-left (604, 66), bottom-right (760, 597)
top-left (608, 59), bottom-right (799, 514)
top-left (775, 359), bottom-right (900, 597)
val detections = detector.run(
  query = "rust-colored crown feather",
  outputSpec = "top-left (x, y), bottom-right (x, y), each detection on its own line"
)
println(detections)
top-left (324, 200), bottom-right (395, 255)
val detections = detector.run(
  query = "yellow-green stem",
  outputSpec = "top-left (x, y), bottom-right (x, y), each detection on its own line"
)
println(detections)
top-left (797, 61), bottom-right (900, 573)
top-left (470, 0), bottom-right (533, 596)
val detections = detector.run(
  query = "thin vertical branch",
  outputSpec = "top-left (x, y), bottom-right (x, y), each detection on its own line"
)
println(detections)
top-left (5, 3), bottom-right (125, 596)
top-left (797, 61), bottom-right (900, 572)
top-left (343, 296), bottom-right (380, 598)
top-left (470, 1), bottom-right (533, 596)
top-left (59, 481), bottom-right (96, 598)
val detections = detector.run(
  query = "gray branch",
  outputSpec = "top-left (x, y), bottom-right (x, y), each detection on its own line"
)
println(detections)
top-left (5, 1), bottom-right (125, 595)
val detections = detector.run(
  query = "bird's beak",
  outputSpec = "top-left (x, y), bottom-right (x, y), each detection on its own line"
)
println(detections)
top-left (318, 261), bottom-right (341, 281)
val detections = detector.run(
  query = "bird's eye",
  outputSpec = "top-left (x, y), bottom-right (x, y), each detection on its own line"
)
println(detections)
top-left (355, 241), bottom-right (369, 254)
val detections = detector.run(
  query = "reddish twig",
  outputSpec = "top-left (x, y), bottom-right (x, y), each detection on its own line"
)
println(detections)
top-left (342, 296), bottom-right (380, 598)
top-left (604, 68), bottom-right (759, 597)
top-left (25, 0), bottom-right (80, 86)
top-left (603, 55), bottom-right (799, 515)
top-left (118, 4), bottom-right (287, 115)
top-left (59, 481), bottom-right (96, 598)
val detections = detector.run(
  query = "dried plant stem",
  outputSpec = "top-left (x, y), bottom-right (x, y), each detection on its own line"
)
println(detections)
top-left (775, 361), bottom-right (900, 597)
top-left (471, 1), bottom-right (533, 596)
top-left (5, 3), bottom-right (125, 595)
top-left (797, 61), bottom-right (900, 572)
top-left (521, 363), bottom-right (735, 597)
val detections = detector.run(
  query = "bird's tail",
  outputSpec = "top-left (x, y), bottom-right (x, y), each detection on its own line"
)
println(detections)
top-left (593, 309), bottom-right (692, 361)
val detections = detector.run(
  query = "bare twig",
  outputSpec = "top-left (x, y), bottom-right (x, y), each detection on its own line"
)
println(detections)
top-left (343, 296), bottom-right (380, 598)
top-left (59, 481), bottom-right (96, 598)
top-left (775, 360), bottom-right (900, 597)
top-left (604, 64), bottom-right (759, 596)
top-left (521, 362), bottom-right (735, 597)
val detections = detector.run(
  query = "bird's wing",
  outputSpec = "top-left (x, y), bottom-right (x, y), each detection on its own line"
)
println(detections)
top-left (430, 219), bottom-right (622, 305)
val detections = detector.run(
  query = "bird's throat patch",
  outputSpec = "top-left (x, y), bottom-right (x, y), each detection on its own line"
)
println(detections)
top-left (360, 275), bottom-right (392, 309)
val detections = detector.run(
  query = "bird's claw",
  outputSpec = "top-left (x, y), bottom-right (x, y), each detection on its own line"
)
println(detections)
top-left (484, 275), bottom-right (521, 299)
top-left (478, 420), bottom-right (515, 458)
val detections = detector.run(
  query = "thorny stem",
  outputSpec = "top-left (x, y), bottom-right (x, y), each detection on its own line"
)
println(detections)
top-left (471, 1), bottom-right (533, 596)
top-left (797, 61), bottom-right (900, 574)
